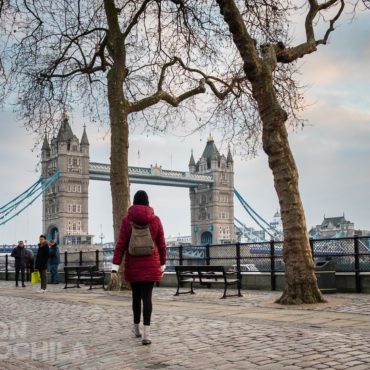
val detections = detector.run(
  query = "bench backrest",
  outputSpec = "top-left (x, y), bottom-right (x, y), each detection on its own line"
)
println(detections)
top-left (197, 266), bottom-right (224, 273)
top-left (198, 266), bottom-right (226, 283)
top-left (175, 265), bottom-right (226, 283)
top-left (64, 265), bottom-right (97, 273)
top-left (175, 266), bottom-right (199, 273)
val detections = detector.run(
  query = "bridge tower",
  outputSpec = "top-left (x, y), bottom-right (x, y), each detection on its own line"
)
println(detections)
top-left (41, 114), bottom-right (92, 245)
top-left (189, 136), bottom-right (235, 245)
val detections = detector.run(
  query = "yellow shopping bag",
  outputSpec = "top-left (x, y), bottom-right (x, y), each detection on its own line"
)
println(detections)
top-left (31, 271), bottom-right (41, 284)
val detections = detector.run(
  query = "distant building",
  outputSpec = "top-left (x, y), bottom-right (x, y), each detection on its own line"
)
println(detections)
top-left (269, 211), bottom-right (283, 236)
top-left (189, 135), bottom-right (235, 245)
top-left (237, 227), bottom-right (266, 243)
top-left (41, 114), bottom-right (93, 245)
top-left (309, 215), bottom-right (355, 239)
top-left (166, 235), bottom-right (192, 247)
top-left (354, 229), bottom-right (370, 237)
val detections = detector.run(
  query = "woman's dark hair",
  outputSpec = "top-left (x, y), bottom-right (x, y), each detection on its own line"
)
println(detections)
top-left (133, 190), bottom-right (149, 206)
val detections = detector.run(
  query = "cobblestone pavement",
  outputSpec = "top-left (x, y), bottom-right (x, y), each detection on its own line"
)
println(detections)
top-left (1, 281), bottom-right (370, 369)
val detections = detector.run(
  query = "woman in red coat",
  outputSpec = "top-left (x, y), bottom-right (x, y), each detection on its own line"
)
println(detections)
top-left (111, 190), bottom-right (166, 345)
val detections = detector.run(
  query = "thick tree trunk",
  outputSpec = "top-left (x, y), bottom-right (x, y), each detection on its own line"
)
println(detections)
top-left (106, 69), bottom-right (131, 291)
top-left (104, 0), bottom-right (130, 291)
top-left (107, 71), bottom-right (130, 241)
top-left (215, 0), bottom-right (325, 304)
top-left (252, 70), bottom-right (325, 304)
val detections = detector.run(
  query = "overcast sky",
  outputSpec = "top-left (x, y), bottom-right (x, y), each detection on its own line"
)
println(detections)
top-left (0, 9), bottom-right (369, 245)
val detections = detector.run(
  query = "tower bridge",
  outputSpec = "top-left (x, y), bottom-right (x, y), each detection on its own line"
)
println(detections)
top-left (40, 116), bottom-right (236, 246)
top-left (1, 115), bottom-right (282, 245)
top-left (89, 162), bottom-right (214, 187)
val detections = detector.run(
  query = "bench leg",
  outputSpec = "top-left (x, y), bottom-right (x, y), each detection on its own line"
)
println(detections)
top-left (221, 285), bottom-right (227, 299)
top-left (174, 282), bottom-right (195, 296)
top-left (238, 278), bottom-right (243, 297)
top-left (64, 272), bottom-right (68, 289)
top-left (174, 284), bottom-right (180, 296)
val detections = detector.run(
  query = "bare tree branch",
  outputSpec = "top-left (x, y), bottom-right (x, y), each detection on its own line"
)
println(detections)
top-left (216, 0), bottom-right (262, 81)
top-left (275, 0), bottom-right (345, 63)
top-left (317, 0), bottom-right (345, 45)
top-left (122, 0), bottom-right (152, 39)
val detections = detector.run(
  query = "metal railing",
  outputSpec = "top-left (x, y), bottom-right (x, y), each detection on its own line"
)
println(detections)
top-left (0, 249), bottom-right (112, 282)
top-left (165, 236), bottom-right (370, 293)
top-left (1, 236), bottom-right (370, 292)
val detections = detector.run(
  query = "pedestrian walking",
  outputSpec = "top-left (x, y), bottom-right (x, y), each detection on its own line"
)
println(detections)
top-left (48, 240), bottom-right (60, 284)
top-left (35, 234), bottom-right (49, 293)
top-left (111, 190), bottom-right (166, 345)
top-left (11, 240), bottom-right (27, 287)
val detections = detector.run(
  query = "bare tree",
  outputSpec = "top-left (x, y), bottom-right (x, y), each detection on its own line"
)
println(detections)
top-left (211, 0), bottom-right (365, 304)
top-left (162, 0), bottom-right (367, 304)
top-left (2, 1), bottom-right (361, 301)
top-left (0, 0), bottom-right (239, 289)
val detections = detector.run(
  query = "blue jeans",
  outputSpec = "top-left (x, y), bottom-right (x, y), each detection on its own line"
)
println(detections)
top-left (49, 264), bottom-right (59, 283)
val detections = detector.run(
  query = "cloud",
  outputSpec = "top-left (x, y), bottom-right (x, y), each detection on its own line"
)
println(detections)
top-left (290, 103), bottom-right (370, 230)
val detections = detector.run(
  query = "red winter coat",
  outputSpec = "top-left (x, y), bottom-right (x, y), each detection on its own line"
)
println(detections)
top-left (112, 205), bottom-right (166, 283)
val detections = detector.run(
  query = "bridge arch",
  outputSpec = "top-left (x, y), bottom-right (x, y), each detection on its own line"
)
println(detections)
top-left (200, 231), bottom-right (213, 245)
top-left (46, 225), bottom-right (59, 244)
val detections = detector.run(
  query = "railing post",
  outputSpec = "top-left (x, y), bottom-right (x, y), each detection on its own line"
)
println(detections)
top-left (270, 239), bottom-right (276, 291)
top-left (95, 249), bottom-right (99, 269)
top-left (64, 251), bottom-right (68, 267)
top-left (79, 250), bottom-right (83, 266)
top-left (179, 245), bottom-right (183, 266)
top-left (206, 244), bottom-right (210, 266)
top-left (354, 235), bottom-right (361, 293)
top-left (309, 238), bottom-right (314, 260)
top-left (5, 254), bottom-right (9, 281)
top-left (236, 242), bottom-right (241, 291)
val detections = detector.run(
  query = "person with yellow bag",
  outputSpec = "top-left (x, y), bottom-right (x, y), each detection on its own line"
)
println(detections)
top-left (31, 270), bottom-right (41, 284)
top-left (35, 234), bottom-right (49, 293)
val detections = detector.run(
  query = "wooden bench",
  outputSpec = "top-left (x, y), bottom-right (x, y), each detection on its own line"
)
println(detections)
top-left (174, 265), bottom-right (242, 299)
top-left (64, 265), bottom-right (106, 290)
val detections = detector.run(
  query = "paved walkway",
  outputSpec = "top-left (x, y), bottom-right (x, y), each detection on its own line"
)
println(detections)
top-left (1, 281), bottom-right (370, 369)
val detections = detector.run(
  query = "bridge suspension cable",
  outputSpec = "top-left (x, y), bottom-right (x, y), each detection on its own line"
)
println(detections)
top-left (0, 171), bottom-right (61, 226)
top-left (0, 178), bottom-right (42, 213)
top-left (234, 217), bottom-right (265, 243)
top-left (0, 179), bottom-right (45, 219)
top-left (234, 188), bottom-right (282, 240)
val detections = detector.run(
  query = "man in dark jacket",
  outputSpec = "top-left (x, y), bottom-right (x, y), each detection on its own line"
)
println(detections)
top-left (11, 241), bottom-right (27, 287)
top-left (35, 234), bottom-right (49, 292)
top-left (48, 240), bottom-right (60, 284)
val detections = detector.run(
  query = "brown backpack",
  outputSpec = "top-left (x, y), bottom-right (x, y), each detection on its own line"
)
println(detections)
top-left (128, 223), bottom-right (155, 256)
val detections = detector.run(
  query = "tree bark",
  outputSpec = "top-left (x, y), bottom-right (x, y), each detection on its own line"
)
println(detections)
top-left (105, 0), bottom-right (130, 291)
top-left (107, 70), bottom-right (130, 241)
top-left (216, 0), bottom-right (325, 304)
top-left (252, 67), bottom-right (325, 304)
